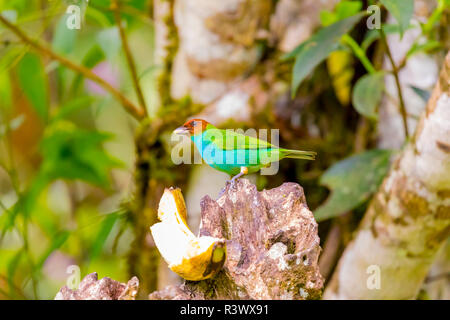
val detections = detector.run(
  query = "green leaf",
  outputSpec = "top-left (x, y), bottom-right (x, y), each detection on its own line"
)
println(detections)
top-left (406, 40), bottom-right (442, 58)
top-left (380, 0), bottom-right (414, 37)
top-left (285, 13), bottom-right (365, 97)
top-left (352, 72), bottom-right (385, 119)
top-left (70, 45), bottom-right (106, 95)
top-left (35, 231), bottom-right (70, 270)
top-left (315, 149), bottom-right (393, 222)
top-left (0, 71), bottom-right (12, 109)
top-left (335, 1), bottom-right (363, 19)
top-left (52, 15), bottom-right (77, 55)
top-left (88, 212), bottom-right (120, 262)
top-left (40, 122), bottom-right (123, 188)
top-left (0, 201), bottom-right (19, 233)
top-left (82, 45), bottom-right (106, 69)
top-left (319, 11), bottom-right (337, 27)
top-left (362, 23), bottom-right (412, 51)
top-left (410, 86), bottom-right (431, 103)
top-left (52, 96), bottom-right (96, 121)
top-left (85, 5), bottom-right (113, 28)
top-left (320, 1), bottom-right (363, 26)
top-left (7, 249), bottom-right (23, 296)
top-left (17, 53), bottom-right (48, 121)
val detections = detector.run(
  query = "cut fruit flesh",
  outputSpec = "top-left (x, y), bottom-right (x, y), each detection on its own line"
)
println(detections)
top-left (150, 187), bottom-right (226, 281)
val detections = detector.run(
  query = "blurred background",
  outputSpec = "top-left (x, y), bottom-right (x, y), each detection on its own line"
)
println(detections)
top-left (0, 0), bottom-right (448, 299)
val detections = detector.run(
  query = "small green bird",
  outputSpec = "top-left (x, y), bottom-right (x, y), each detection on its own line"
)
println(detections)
top-left (174, 119), bottom-right (316, 182)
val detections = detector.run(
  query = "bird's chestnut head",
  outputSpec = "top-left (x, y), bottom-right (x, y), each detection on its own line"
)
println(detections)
top-left (174, 119), bottom-right (210, 136)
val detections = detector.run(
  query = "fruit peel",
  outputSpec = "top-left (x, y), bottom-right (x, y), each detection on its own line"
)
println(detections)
top-left (150, 187), bottom-right (226, 281)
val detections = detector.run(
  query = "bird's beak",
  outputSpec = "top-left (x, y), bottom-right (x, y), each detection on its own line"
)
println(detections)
top-left (173, 126), bottom-right (190, 136)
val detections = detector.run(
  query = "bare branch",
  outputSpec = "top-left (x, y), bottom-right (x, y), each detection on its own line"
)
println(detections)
top-left (0, 15), bottom-right (145, 120)
top-left (112, 0), bottom-right (148, 115)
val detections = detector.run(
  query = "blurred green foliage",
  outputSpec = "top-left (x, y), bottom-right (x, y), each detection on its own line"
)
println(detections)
top-left (0, 0), bottom-right (153, 299)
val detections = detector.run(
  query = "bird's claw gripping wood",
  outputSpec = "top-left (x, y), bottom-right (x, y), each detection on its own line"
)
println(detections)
top-left (230, 167), bottom-right (249, 189)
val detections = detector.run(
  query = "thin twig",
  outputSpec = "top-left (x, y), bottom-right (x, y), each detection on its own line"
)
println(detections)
top-left (90, 2), bottom-right (153, 25)
top-left (112, 0), bottom-right (148, 115)
top-left (379, 28), bottom-right (409, 139)
top-left (0, 15), bottom-right (145, 120)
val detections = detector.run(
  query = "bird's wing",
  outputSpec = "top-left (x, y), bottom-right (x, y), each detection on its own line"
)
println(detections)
top-left (206, 129), bottom-right (276, 150)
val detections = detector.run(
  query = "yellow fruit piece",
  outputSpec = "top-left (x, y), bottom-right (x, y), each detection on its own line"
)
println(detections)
top-left (150, 188), bottom-right (226, 281)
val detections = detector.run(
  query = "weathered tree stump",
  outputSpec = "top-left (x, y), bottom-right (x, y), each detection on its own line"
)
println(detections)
top-left (149, 179), bottom-right (323, 300)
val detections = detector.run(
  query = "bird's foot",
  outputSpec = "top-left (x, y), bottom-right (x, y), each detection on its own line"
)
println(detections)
top-left (229, 167), bottom-right (248, 191)
top-left (230, 176), bottom-right (239, 191)
top-left (218, 185), bottom-right (228, 198)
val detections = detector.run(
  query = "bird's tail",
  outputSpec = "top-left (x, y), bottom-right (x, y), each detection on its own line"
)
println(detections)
top-left (282, 149), bottom-right (317, 161)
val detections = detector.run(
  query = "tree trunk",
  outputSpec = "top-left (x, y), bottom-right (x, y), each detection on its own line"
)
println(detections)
top-left (325, 52), bottom-right (450, 300)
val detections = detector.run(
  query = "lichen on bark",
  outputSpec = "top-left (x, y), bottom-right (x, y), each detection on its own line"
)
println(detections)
top-left (325, 53), bottom-right (450, 300)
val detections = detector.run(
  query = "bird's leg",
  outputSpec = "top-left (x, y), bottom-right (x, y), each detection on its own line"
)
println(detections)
top-left (230, 167), bottom-right (249, 189)
top-left (219, 167), bottom-right (249, 197)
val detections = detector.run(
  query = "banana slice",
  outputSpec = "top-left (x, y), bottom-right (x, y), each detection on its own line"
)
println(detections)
top-left (150, 188), bottom-right (226, 281)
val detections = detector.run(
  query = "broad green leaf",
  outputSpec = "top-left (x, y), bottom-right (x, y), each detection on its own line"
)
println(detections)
top-left (410, 86), bottom-right (431, 103)
top-left (40, 122), bottom-right (123, 188)
top-left (17, 53), bottom-right (48, 121)
top-left (380, 0), bottom-right (414, 37)
top-left (285, 13), bottom-right (365, 97)
top-left (315, 149), bottom-right (393, 222)
top-left (352, 72), bottom-right (385, 119)
top-left (320, 0), bottom-right (363, 26)
top-left (52, 15), bottom-right (77, 55)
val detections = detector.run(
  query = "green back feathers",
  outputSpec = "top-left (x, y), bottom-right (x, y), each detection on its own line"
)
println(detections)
top-left (202, 125), bottom-right (316, 161)
top-left (203, 127), bottom-right (276, 151)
